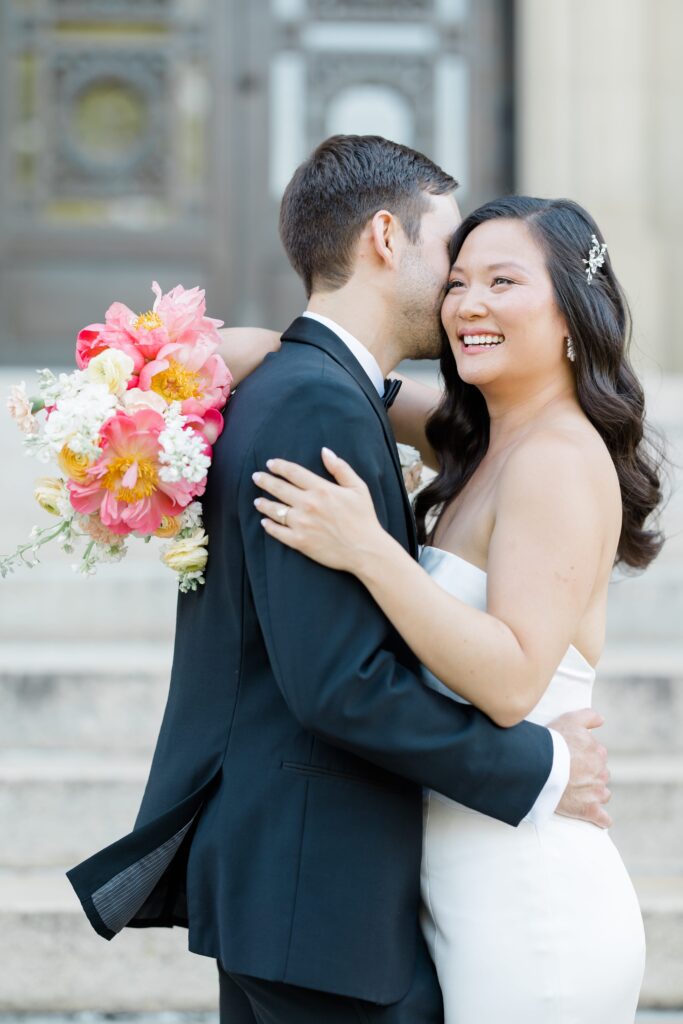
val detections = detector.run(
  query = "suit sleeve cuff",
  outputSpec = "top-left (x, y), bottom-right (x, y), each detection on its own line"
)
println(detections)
top-left (522, 728), bottom-right (570, 825)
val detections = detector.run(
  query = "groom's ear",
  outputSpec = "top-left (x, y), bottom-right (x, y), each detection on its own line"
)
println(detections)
top-left (368, 209), bottom-right (400, 270)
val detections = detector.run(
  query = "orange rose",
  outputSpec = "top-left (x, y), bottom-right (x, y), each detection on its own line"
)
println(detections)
top-left (57, 445), bottom-right (91, 483)
top-left (154, 515), bottom-right (182, 539)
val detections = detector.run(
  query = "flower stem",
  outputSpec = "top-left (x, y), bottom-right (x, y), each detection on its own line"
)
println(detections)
top-left (0, 519), bottom-right (70, 576)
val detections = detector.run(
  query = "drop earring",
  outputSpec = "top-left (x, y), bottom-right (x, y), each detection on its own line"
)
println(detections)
top-left (566, 336), bottom-right (576, 362)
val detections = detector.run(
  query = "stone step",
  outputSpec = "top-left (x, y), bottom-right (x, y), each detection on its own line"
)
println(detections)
top-left (0, 563), bottom-right (177, 643)
top-left (636, 876), bottom-right (683, 1009)
top-left (0, 1017), bottom-right (217, 1024)
top-left (0, 869), bottom-right (679, 1012)
top-left (0, 870), bottom-right (217, 1013)
top-left (0, 749), bottom-right (148, 868)
top-left (607, 564), bottom-right (683, 644)
top-left (595, 647), bottom-right (683, 755)
top-left (1, 748), bottom-right (682, 874)
top-left (637, 1016), bottom-right (683, 1023)
top-left (2, 642), bottom-right (682, 754)
top-left (608, 756), bottom-right (683, 874)
top-left (0, 643), bottom-right (171, 751)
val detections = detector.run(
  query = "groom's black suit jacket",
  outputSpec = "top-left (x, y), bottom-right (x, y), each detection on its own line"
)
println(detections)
top-left (67, 317), bottom-right (553, 1005)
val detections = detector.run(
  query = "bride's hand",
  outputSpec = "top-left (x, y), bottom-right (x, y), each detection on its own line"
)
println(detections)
top-left (217, 327), bottom-right (281, 387)
top-left (253, 448), bottom-right (386, 573)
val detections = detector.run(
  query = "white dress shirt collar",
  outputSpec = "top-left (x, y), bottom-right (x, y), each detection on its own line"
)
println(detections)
top-left (302, 311), bottom-right (385, 397)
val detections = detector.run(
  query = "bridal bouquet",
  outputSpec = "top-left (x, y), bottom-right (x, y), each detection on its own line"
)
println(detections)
top-left (3, 282), bottom-right (232, 591)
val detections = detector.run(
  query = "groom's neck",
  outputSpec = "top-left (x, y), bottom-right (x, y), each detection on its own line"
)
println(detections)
top-left (307, 287), bottom-right (401, 377)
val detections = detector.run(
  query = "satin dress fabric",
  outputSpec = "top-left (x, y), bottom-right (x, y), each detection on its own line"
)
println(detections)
top-left (418, 546), bottom-right (646, 1024)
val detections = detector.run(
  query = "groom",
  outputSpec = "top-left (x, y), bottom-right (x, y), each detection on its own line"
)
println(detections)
top-left (67, 136), bottom-right (611, 1023)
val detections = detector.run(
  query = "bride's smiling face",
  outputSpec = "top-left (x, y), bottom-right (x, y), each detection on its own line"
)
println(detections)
top-left (441, 217), bottom-right (570, 389)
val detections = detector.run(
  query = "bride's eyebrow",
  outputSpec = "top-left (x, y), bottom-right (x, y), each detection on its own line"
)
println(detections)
top-left (449, 261), bottom-right (528, 275)
top-left (487, 261), bottom-right (527, 273)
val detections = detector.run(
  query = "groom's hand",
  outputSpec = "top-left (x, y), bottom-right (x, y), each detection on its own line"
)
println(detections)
top-left (550, 709), bottom-right (612, 828)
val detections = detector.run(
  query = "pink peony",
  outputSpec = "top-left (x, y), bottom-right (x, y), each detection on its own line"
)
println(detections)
top-left (138, 337), bottom-right (232, 416)
top-left (190, 407), bottom-right (224, 445)
top-left (68, 409), bottom-right (203, 536)
top-left (150, 280), bottom-right (224, 348)
top-left (76, 304), bottom-right (157, 371)
top-left (76, 326), bottom-right (116, 370)
top-left (74, 282), bottom-right (225, 371)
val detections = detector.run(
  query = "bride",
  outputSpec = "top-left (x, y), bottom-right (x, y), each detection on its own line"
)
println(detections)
top-left (233, 196), bottom-right (663, 1022)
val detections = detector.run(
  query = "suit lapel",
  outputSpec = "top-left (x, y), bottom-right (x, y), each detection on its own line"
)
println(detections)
top-left (281, 316), bottom-right (419, 558)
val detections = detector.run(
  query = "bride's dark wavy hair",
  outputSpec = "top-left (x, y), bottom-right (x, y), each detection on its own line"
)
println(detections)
top-left (414, 196), bottom-right (664, 570)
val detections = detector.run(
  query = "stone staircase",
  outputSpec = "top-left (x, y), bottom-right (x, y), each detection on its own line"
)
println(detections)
top-left (1, 369), bottom-right (682, 1018)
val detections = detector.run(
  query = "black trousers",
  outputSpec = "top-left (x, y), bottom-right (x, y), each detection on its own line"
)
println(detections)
top-left (218, 934), bottom-right (443, 1024)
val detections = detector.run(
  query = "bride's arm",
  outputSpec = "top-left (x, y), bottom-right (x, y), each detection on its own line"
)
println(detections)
top-left (386, 373), bottom-right (442, 470)
top-left (217, 327), bottom-right (281, 387)
top-left (254, 433), bottom-right (608, 728)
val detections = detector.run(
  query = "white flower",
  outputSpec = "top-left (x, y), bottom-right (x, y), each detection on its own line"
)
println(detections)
top-left (179, 500), bottom-right (204, 533)
top-left (121, 387), bottom-right (168, 415)
top-left (161, 529), bottom-right (209, 574)
top-left (7, 382), bottom-right (39, 436)
top-left (86, 348), bottom-right (135, 396)
top-left (37, 367), bottom-right (84, 406)
top-left (33, 477), bottom-right (67, 517)
top-left (158, 404), bottom-right (211, 484)
top-left (21, 367), bottom-right (114, 464)
top-left (41, 379), bottom-right (117, 460)
top-left (72, 527), bottom-right (127, 576)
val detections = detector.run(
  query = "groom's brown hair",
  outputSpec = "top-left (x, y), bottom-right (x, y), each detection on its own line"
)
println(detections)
top-left (279, 135), bottom-right (458, 298)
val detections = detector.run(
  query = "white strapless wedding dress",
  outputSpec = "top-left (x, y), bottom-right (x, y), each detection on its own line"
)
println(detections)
top-left (418, 546), bottom-right (646, 1024)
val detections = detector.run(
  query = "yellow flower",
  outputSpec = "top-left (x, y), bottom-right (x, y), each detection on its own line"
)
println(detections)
top-left (34, 477), bottom-right (66, 517)
top-left (86, 348), bottom-right (135, 396)
top-left (161, 530), bottom-right (209, 574)
top-left (154, 515), bottom-right (182, 539)
top-left (57, 445), bottom-right (91, 483)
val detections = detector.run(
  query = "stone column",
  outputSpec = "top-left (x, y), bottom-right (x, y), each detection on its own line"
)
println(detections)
top-left (516, 0), bottom-right (683, 373)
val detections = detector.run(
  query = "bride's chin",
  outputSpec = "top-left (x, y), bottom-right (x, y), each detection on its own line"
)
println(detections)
top-left (454, 359), bottom-right (503, 386)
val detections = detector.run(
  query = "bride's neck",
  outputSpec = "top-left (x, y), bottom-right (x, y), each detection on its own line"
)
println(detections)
top-left (483, 376), bottom-right (577, 454)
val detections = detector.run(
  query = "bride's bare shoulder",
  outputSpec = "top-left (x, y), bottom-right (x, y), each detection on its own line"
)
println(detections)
top-left (499, 417), bottom-right (621, 515)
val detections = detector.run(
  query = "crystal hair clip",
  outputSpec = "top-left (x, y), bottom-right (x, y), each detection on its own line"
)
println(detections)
top-left (583, 234), bottom-right (608, 285)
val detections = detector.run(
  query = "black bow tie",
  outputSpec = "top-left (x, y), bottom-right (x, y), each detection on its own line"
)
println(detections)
top-left (382, 378), bottom-right (402, 410)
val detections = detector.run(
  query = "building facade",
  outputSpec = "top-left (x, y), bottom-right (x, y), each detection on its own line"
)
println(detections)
top-left (0, 0), bottom-right (680, 373)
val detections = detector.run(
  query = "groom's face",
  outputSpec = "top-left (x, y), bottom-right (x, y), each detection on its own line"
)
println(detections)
top-left (396, 192), bottom-right (461, 360)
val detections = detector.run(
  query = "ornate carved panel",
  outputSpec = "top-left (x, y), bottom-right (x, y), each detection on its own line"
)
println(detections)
top-left (307, 53), bottom-right (434, 155)
top-left (52, 51), bottom-right (168, 197)
top-left (4, 0), bottom-right (211, 226)
top-left (0, 0), bottom-right (229, 363)
top-left (0, 0), bottom-right (512, 363)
